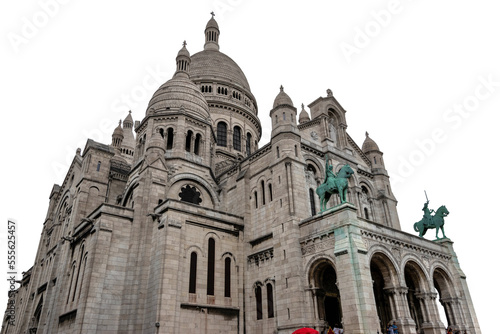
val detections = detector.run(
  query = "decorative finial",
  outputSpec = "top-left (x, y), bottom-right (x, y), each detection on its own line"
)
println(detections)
top-left (210, 11), bottom-right (215, 18)
top-left (301, 103), bottom-right (305, 109)
top-left (128, 110), bottom-right (132, 114)
top-left (182, 40), bottom-right (187, 47)
top-left (280, 85), bottom-right (284, 92)
top-left (365, 131), bottom-right (369, 137)
top-left (326, 88), bottom-right (333, 97)
top-left (119, 120), bottom-right (122, 126)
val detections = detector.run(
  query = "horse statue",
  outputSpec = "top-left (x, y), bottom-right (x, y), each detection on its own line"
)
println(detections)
top-left (316, 158), bottom-right (354, 212)
top-left (413, 203), bottom-right (449, 239)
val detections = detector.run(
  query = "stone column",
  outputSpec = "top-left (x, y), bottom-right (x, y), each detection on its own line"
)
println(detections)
top-left (386, 286), bottom-right (417, 334)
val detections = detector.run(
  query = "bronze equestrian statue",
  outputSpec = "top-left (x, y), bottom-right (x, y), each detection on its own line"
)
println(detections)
top-left (414, 200), bottom-right (449, 239)
top-left (316, 155), bottom-right (354, 212)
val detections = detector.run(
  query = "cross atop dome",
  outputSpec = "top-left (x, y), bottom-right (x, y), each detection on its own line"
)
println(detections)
top-left (210, 11), bottom-right (215, 18)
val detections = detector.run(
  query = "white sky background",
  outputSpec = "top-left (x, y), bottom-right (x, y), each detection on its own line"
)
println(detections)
top-left (1, 0), bottom-right (498, 332)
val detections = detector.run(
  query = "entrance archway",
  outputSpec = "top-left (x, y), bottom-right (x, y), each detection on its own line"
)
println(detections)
top-left (310, 260), bottom-right (342, 329)
top-left (370, 252), bottom-right (398, 332)
top-left (433, 267), bottom-right (456, 330)
top-left (404, 261), bottom-right (428, 333)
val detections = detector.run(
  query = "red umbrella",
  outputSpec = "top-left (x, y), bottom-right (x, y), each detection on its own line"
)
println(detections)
top-left (292, 328), bottom-right (319, 334)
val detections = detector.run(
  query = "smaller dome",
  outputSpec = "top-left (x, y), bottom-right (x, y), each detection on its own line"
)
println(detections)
top-left (298, 103), bottom-right (310, 124)
top-left (123, 111), bottom-right (133, 126)
top-left (206, 16), bottom-right (219, 30)
top-left (177, 41), bottom-right (190, 58)
top-left (146, 132), bottom-right (167, 155)
top-left (362, 132), bottom-right (381, 153)
top-left (112, 120), bottom-right (124, 137)
top-left (273, 85), bottom-right (294, 109)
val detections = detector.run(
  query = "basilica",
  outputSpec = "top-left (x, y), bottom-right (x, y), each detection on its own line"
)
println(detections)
top-left (2, 15), bottom-right (481, 334)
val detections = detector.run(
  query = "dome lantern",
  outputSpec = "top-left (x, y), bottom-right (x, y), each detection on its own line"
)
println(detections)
top-left (204, 12), bottom-right (220, 51)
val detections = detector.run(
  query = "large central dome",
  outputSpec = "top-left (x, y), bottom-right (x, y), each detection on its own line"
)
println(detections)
top-left (190, 50), bottom-right (251, 91)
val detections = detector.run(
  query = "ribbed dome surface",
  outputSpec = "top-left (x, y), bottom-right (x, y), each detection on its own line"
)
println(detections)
top-left (273, 86), bottom-right (294, 108)
top-left (147, 76), bottom-right (210, 119)
top-left (362, 132), bottom-right (380, 152)
top-left (190, 50), bottom-right (251, 91)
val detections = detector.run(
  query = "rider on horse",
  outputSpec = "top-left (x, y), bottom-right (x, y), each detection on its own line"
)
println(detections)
top-left (324, 158), bottom-right (336, 184)
top-left (422, 200), bottom-right (434, 227)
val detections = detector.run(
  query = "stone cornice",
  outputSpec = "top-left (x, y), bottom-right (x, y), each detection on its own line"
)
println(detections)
top-left (360, 229), bottom-right (452, 261)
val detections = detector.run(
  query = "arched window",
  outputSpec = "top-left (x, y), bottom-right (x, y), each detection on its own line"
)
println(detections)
top-left (246, 133), bottom-right (252, 156)
top-left (256, 285), bottom-right (263, 320)
top-left (233, 126), bottom-right (241, 151)
top-left (194, 134), bottom-right (202, 155)
top-left (207, 238), bottom-right (215, 296)
top-left (185, 130), bottom-right (193, 152)
top-left (166, 128), bottom-right (174, 150)
top-left (224, 257), bottom-right (231, 298)
top-left (96, 161), bottom-right (101, 172)
top-left (217, 122), bottom-right (227, 147)
top-left (309, 188), bottom-right (316, 216)
top-left (364, 207), bottom-right (370, 220)
top-left (267, 283), bottom-right (274, 318)
top-left (189, 252), bottom-right (197, 294)
top-left (261, 180), bottom-right (266, 205)
top-left (268, 184), bottom-right (273, 202)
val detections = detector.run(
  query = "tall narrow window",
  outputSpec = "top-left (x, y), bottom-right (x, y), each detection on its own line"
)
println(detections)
top-left (96, 161), bottom-right (101, 171)
top-left (364, 207), bottom-right (370, 220)
top-left (309, 188), bottom-right (316, 216)
top-left (267, 283), bottom-right (274, 318)
top-left (217, 122), bottom-right (227, 147)
top-left (256, 286), bottom-right (263, 320)
top-left (207, 238), bottom-right (215, 296)
top-left (185, 130), bottom-right (192, 152)
top-left (268, 184), bottom-right (273, 202)
top-left (261, 180), bottom-right (266, 205)
top-left (67, 263), bottom-right (76, 304)
top-left (246, 133), bottom-right (252, 156)
top-left (194, 134), bottom-right (201, 155)
top-left (254, 191), bottom-right (258, 209)
top-left (77, 255), bottom-right (87, 300)
top-left (277, 147), bottom-right (280, 158)
top-left (72, 245), bottom-right (85, 302)
top-left (233, 126), bottom-right (241, 151)
top-left (224, 257), bottom-right (231, 298)
top-left (189, 252), bottom-right (197, 293)
top-left (166, 128), bottom-right (174, 150)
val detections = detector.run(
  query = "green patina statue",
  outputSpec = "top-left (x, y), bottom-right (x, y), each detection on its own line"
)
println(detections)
top-left (414, 199), bottom-right (450, 239)
top-left (316, 155), bottom-right (354, 211)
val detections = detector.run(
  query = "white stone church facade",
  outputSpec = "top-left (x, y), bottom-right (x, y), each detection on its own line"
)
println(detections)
top-left (2, 15), bottom-right (481, 334)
